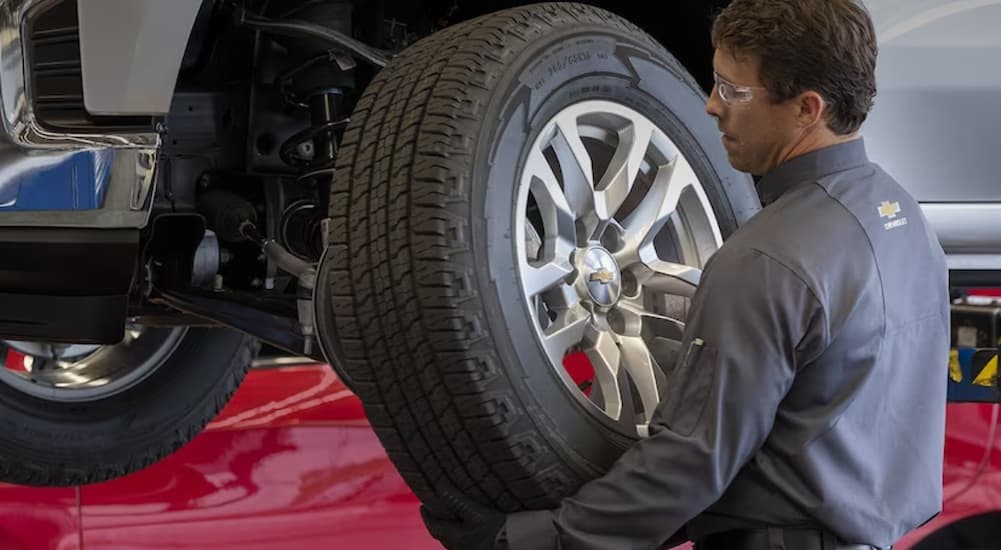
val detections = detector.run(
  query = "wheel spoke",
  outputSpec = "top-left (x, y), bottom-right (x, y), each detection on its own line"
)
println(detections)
top-left (551, 113), bottom-right (595, 221)
top-left (523, 260), bottom-right (574, 298)
top-left (524, 219), bottom-right (543, 261)
top-left (523, 146), bottom-right (577, 297)
top-left (540, 304), bottom-right (590, 367)
top-left (616, 301), bottom-right (686, 342)
top-left (634, 259), bottom-right (702, 298)
top-left (527, 147), bottom-right (578, 259)
top-left (594, 117), bottom-right (654, 223)
top-left (617, 335), bottom-right (662, 423)
top-left (610, 304), bottom-right (680, 426)
top-left (547, 281), bottom-right (582, 309)
top-left (583, 326), bottom-right (622, 420)
top-left (617, 153), bottom-right (698, 262)
top-left (644, 312), bottom-right (686, 342)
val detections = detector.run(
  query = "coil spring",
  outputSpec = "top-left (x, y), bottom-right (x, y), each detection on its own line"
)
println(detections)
top-left (279, 117), bottom-right (349, 175)
top-left (276, 52), bottom-right (351, 180)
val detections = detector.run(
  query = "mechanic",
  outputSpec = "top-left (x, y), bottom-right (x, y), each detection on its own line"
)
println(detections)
top-left (422, 0), bottom-right (951, 549)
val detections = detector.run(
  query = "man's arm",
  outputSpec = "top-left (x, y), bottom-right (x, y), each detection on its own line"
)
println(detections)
top-left (500, 248), bottom-right (828, 550)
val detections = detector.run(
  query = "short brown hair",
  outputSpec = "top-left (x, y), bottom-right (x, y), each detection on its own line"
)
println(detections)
top-left (711, 0), bottom-right (877, 135)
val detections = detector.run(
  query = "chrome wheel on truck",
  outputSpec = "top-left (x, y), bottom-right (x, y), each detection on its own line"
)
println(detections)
top-left (1, 327), bottom-right (187, 402)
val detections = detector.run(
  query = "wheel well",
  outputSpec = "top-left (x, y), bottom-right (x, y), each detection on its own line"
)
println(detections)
top-left (178, 1), bottom-right (727, 100)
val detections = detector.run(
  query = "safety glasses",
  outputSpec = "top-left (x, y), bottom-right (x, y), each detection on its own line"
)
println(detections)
top-left (712, 71), bottom-right (767, 104)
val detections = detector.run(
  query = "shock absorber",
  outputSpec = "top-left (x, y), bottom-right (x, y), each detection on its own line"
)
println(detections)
top-left (279, 88), bottom-right (347, 184)
top-left (308, 89), bottom-right (342, 178)
top-left (274, 85), bottom-right (345, 261)
top-left (241, 1), bottom-right (364, 260)
top-left (230, 1), bottom-right (391, 356)
top-left (256, 0), bottom-right (358, 173)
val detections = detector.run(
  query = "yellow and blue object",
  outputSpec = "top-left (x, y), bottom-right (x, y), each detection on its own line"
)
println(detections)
top-left (948, 301), bottom-right (1001, 402)
top-left (948, 347), bottom-right (1000, 402)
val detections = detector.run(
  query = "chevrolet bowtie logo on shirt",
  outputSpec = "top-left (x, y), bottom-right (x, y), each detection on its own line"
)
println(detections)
top-left (589, 269), bottom-right (616, 284)
top-left (878, 200), bottom-right (908, 230)
top-left (878, 201), bottom-right (901, 219)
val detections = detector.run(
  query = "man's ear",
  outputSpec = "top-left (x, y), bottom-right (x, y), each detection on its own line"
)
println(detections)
top-left (796, 91), bottom-right (826, 128)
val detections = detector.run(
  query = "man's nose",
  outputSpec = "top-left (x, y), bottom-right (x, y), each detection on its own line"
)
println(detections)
top-left (705, 85), bottom-right (724, 119)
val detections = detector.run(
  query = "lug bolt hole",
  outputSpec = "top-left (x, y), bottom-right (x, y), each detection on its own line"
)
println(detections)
top-left (607, 308), bottom-right (626, 334)
top-left (600, 225), bottom-right (625, 253)
top-left (621, 270), bottom-right (639, 297)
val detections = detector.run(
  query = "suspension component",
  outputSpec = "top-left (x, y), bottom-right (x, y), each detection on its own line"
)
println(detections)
top-left (236, 8), bottom-right (390, 68)
top-left (195, 187), bottom-right (319, 355)
top-left (279, 200), bottom-right (325, 261)
top-left (278, 94), bottom-right (348, 173)
top-left (238, 220), bottom-right (313, 281)
top-left (244, 0), bottom-right (358, 178)
top-left (197, 189), bottom-right (258, 243)
top-left (196, 188), bottom-right (312, 280)
top-left (238, 220), bottom-right (317, 356)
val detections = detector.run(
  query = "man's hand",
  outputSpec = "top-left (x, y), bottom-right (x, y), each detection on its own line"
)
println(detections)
top-left (420, 484), bottom-right (506, 550)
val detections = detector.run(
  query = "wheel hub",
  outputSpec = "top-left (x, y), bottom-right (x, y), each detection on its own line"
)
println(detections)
top-left (577, 247), bottom-right (621, 307)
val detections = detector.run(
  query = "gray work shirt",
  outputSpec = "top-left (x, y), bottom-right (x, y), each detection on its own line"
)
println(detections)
top-left (500, 138), bottom-right (950, 549)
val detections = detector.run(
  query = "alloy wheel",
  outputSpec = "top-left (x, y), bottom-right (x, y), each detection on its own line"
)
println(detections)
top-left (515, 100), bottom-right (723, 437)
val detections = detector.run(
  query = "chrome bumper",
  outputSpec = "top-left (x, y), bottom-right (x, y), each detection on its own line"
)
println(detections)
top-left (0, 0), bottom-right (159, 228)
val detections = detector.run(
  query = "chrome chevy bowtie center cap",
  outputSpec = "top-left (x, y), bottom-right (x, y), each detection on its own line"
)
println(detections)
top-left (580, 247), bottom-right (621, 307)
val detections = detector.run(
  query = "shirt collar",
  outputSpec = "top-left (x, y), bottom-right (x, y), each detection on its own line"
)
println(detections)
top-left (756, 138), bottom-right (869, 205)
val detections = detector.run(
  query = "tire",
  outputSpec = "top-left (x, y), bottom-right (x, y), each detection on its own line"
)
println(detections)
top-left (909, 512), bottom-right (1001, 550)
top-left (0, 328), bottom-right (257, 486)
top-left (320, 3), bottom-right (760, 513)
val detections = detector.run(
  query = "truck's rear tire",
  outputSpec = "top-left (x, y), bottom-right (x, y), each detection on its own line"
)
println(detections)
top-left (0, 328), bottom-right (257, 486)
top-left (318, 3), bottom-right (759, 512)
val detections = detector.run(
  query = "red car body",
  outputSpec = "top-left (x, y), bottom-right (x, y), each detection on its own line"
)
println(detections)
top-left (895, 401), bottom-right (1001, 550)
top-left (0, 361), bottom-right (995, 549)
top-left (0, 362), bottom-right (442, 550)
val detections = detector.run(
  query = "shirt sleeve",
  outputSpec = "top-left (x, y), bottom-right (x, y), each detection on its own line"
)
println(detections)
top-left (497, 247), bottom-right (828, 550)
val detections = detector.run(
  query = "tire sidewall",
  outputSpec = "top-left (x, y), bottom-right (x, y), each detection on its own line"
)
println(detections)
top-left (472, 27), bottom-right (759, 472)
